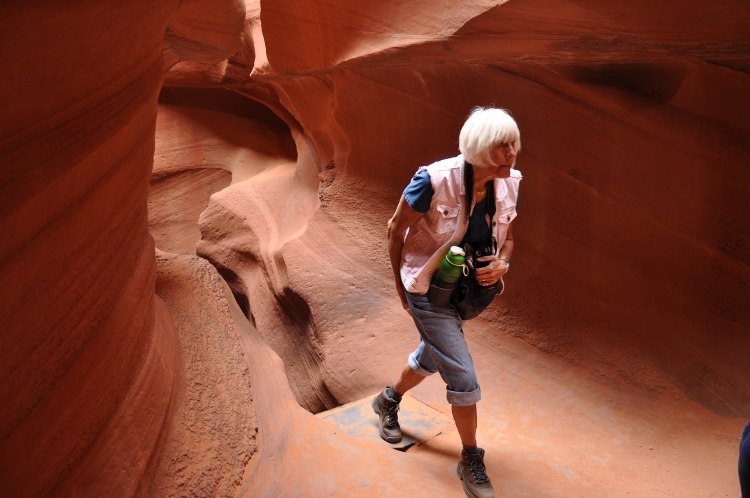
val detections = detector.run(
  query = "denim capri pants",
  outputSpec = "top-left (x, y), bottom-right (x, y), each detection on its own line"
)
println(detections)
top-left (405, 292), bottom-right (481, 406)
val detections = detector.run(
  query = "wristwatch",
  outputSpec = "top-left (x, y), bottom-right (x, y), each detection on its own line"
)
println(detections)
top-left (500, 258), bottom-right (510, 272)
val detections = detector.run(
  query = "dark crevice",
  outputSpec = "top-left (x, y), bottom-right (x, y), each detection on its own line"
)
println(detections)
top-left (158, 86), bottom-right (293, 134)
top-left (275, 287), bottom-right (341, 414)
top-left (554, 61), bottom-right (689, 106)
top-left (204, 256), bottom-right (252, 319)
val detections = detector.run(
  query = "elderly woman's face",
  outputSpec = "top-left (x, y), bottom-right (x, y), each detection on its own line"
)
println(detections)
top-left (490, 141), bottom-right (517, 166)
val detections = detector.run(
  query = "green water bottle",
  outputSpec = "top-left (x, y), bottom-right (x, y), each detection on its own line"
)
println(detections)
top-left (427, 246), bottom-right (466, 306)
top-left (437, 246), bottom-right (466, 284)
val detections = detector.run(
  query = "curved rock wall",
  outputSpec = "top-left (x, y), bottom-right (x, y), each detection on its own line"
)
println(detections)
top-left (0, 2), bottom-right (179, 495)
top-left (253, 0), bottom-right (750, 415)
top-left (0, 0), bottom-right (254, 496)
top-left (2, 0), bottom-right (749, 496)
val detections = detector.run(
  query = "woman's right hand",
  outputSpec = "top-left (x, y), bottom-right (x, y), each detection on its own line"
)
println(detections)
top-left (395, 281), bottom-right (411, 313)
top-left (388, 195), bottom-right (424, 315)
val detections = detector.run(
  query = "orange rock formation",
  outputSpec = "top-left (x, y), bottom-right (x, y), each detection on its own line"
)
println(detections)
top-left (1, 0), bottom-right (748, 496)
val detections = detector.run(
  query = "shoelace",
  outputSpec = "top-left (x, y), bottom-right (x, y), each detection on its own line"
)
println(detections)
top-left (385, 402), bottom-right (400, 428)
top-left (468, 455), bottom-right (490, 484)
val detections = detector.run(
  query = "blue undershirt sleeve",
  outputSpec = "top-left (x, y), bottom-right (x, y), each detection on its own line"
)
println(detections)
top-left (403, 170), bottom-right (433, 213)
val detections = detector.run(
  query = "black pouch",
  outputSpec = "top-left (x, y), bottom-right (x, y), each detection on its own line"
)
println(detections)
top-left (450, 270), bottom-right (503, 320)
top-left (426, 271), bottom-right (458, 307)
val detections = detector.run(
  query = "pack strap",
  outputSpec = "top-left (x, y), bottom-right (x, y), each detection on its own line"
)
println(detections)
top-left (463, 161), bottom-right (496, 243)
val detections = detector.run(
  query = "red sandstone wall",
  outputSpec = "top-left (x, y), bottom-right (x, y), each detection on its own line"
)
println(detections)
top-left (1, 0), bottom-right (749, 496)
top-left (0, 1), bottom-right (251, 495)
top-left (153, 0), bottom-right (750, 440)
top-left (0, 3), bottom-right (177, 495)
top-left (253, 0), bottom-right (750, 415)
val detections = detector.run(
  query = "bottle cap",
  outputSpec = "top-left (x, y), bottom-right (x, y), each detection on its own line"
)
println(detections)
top-left (449, 246), bottom-right (465, 256)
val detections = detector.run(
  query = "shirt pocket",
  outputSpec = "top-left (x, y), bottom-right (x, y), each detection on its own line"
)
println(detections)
top-left (495, 206), bottom-right (517, 225)
top-left (434, 203), bottom-right (459, 234)
top-left (491, 207), bottom-right (517, 247)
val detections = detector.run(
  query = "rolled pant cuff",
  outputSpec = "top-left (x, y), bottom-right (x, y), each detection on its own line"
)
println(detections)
top-left (408, 351), bottom-right (437, 377)
top-left (447, 386), bottom-right (481, 406)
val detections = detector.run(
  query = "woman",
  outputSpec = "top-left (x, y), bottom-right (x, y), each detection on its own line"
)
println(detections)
top-left (372, 107), bottom-right (521, 498)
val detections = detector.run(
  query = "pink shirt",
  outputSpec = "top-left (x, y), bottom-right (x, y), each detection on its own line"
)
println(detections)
top-left (400, 155), bottom-right (521, 294)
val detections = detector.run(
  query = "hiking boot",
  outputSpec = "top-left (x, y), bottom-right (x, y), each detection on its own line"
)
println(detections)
top-left (371, 389), bottom-right (402, 443)
top-left (457, 447), bottom-right (495, 498)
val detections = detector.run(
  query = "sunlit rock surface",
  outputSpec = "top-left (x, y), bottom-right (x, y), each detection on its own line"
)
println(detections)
top-left (1, 0), bottom-right (748, 496)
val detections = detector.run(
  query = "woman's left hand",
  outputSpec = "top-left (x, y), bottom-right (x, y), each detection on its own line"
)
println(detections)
top-left (475, 256), bottom-right (508, 286)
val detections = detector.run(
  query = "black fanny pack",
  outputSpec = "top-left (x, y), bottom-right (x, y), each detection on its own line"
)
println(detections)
top-left (450, 259), bottom-right (503, 320)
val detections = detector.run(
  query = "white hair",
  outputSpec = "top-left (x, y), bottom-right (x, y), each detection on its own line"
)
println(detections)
top-left (458, 107), bottom-right (521, 166)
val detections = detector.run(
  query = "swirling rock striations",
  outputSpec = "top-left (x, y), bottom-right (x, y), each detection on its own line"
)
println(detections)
top-left (0, 0), bottom-right (252, 496)
top-left (1, 0), bottom-right (749, 497)
top-left (254, 0), bottom-right (750, 415)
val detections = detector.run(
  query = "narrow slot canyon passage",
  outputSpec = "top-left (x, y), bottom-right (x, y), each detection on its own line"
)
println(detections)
top-left (1, 1), bottom-right (748, 497)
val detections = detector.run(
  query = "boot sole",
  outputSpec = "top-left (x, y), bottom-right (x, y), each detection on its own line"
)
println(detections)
top-left (457, 464), bottom-right (476, 498)
top-left (371, 397), bottom-right (402, 443)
